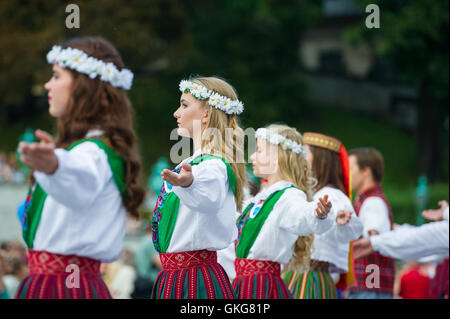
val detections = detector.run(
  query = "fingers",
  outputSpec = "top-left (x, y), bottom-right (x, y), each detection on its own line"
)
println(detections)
top-left (161, 169), bottom-right (178, 183)
top-left (315, 203), bottom-right (328, 219)
top-left (35, 130), bottom-right (54, 144)
top-left (336, 210), bottom-right (352, 225)
top-left (319, 195), bottom-right (332, 209)
top-left (19, 142), bottom-right (54, 159)
top-left (161, 167), bottom-right (193, 188)
top-left (438, 200), bottom-right (449, 209)
top-left (316, 195), bottom-right (332, 218)
top-left (182, 162), bottom-right (192, 172)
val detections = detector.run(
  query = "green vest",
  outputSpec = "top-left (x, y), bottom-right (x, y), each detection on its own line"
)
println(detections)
top-left (21, 138), bottom-right (127, 249)
top-left (152, 154), bottom-right (236, 253)
top-left (235, 186), bottom-right (294, 259)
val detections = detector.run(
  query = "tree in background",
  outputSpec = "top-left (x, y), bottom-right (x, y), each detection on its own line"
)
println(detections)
top-left (345, 0), bottom-right (449, 182)
top-left (179, 0), bottom-right (321, 129)
top-left (0, 0), bottom-right (187, 126)
top-left (0, 0), bottom-right (322, 168)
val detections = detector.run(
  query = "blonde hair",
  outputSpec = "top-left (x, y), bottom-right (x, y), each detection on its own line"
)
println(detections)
top-left (265, 124), bottom-right (317, 272)
top-left (190, 76), bottom-right (247, 212)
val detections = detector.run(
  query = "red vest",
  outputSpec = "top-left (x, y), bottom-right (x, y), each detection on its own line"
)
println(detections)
top-left (348, 185), bottom-right (396, 296)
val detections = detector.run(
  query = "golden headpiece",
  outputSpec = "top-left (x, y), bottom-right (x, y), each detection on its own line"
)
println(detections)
top-left (303, 132), bottom-right (342, 153)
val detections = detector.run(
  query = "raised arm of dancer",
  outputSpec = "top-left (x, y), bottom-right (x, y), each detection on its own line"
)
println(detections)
top-left (278, 189), bottom-right (335, 236)
top-left (169, 159), bottom-right (228, 212)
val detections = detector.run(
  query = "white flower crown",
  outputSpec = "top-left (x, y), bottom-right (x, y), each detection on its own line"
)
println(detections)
top-left (179, 80), bottom-right (244, 115)
top-left (46, 45), bottom-right (133, 90)
top-left (255, 128), bottom-right (307, 158)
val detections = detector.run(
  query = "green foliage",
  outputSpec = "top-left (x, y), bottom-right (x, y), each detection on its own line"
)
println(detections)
top-left (346, 0), bottom-right (449, 97)
top-left (344, 0), bottom-right (449, 182)
top-left (1, 0), bottom-right (448, 221)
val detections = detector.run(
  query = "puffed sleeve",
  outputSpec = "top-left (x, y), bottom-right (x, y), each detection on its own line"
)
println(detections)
top-left (172, 159), bottom-right (229, 213)
top-left (370, 221), bottom-right (449, 260)
top-left (33, 141), bottom-right (113, 209)
top-left (278, 188), bottom-right (334, 236)
top-left (358, 197), bottom-right (391, 237)
top-left (322, 191), bottom-right (363, 243)
top-left (332, 211), bottom-right (364, 242)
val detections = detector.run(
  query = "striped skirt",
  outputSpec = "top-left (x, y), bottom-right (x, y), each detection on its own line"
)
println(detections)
top-left (16, 250), bottom-right (111, 299)
top-left (151, 249), bottom-right (235, 299)
top-left (232, 258), bottom-right (292, 299)
top-left (281, 270), bottom-right (338, 299)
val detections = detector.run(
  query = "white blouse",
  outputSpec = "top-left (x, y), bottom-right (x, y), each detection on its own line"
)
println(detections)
top-left (243, 181), bottom-right (335, 264)
top-left (359, 197), bottom-right (391, 237)
top-left (33, 130), bottom-right (126, 263)
top-left (311, 186), bottom-right (363, 272)
top-left (168, 149), bottom-right (238, 253)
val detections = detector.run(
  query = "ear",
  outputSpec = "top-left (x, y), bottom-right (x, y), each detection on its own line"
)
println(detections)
top-left (201, 107), bottom-right (209, 125)
top-left (362, 166), bottom-right (372, 179)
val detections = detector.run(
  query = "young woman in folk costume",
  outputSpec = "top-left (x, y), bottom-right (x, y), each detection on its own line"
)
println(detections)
top-left (151, 77), bottom-right (247, 299)
top-left (15, 37), bottom-right (145, 299)
top-left (233, 125), bottom-right (335, 299)
top-left (281, 132), bottom-right (363, 299)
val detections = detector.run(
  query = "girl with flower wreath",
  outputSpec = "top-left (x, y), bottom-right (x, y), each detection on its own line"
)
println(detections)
top-left (232, 124), bottom-right (335, 299)
top-left (16, 37), bottom-right (145, 299)
top-left (281, 132), bottom-right (363, 299)
top-left (151, 77), bottom-right (247, 299)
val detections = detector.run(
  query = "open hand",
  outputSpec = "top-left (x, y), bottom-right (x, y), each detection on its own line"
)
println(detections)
top-left (336, 210), bottom-right (352, 225)
top-left (315, 195), bottom-right (332, 219)
top-left (422, 200), bottom-right (449, 221)
top-left (18, 130), bottom-right (58, 174)
top-left (161, 162), bottom-right (194, 188)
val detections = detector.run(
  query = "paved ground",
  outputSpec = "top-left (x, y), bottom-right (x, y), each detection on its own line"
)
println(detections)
top-left (0, 183), bottom-right (28, 244)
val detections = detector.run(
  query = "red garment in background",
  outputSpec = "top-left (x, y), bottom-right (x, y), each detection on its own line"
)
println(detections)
top-left (400, 266), bottom-right (430, 299)
top-left (429, 258), bottom-right (449, 299)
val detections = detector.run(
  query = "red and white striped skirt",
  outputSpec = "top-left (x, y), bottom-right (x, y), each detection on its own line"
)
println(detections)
top-left (15, 250), bottom-right (111, 299)
top-left (232, 258), bottom-right (292, 299)
top-left (151, 249), bottom-right (235, 299)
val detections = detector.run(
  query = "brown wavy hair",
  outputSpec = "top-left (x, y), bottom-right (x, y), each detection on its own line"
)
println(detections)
top-left (52, 37), bottom-right (145, 218)
top-left (309, 145), bottom-right (345, 193)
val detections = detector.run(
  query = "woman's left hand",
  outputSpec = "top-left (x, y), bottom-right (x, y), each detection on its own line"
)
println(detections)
top-left (315, 194), bottom-right (332, 219)
top-left (161, 162), bottom-right (194, 188)
top-left (18, 130), bottom-right (58, 175)
top-left (336, 210), bottom-right (352, 225)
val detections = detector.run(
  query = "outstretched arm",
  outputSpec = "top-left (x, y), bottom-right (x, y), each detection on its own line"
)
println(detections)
top-left (20, 131), bottom-right (114, 209)
top-left (353, 220), bottom-right (449, 260)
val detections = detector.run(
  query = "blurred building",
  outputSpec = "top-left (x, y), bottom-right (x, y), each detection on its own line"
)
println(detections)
top-left (300, 0), bottom-right (418, 131)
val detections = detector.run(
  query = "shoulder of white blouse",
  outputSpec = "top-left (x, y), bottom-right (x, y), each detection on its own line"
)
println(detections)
top-left (359, 196), bottom-right (388, 213)
top-left (65, 139), bottom-right (106, 155)
top-left (191, 157), bottom-right (227, 175)
top-left (283, 186), bottom-right (308, 201)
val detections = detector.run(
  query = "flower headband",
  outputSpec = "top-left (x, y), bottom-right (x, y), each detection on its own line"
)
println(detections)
top-left (179, 80), bottom-right (244, 115)
top-left (255, 128), bottom-right (307, 158)
top-left (47, 45), bottom-right (133, 90)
